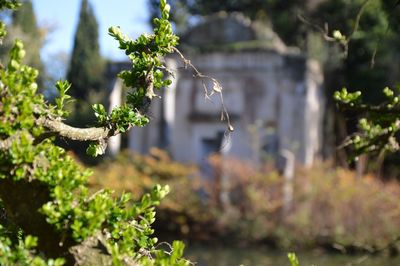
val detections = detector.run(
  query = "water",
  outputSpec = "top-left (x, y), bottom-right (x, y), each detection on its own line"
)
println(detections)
top-left (185, 244), bottom-right (400, 266)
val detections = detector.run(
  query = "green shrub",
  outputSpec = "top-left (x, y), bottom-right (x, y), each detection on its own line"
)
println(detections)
top-left (0, 1), bottom-right (190, 265)
top-left (91, 152), bottom-right (400, 253)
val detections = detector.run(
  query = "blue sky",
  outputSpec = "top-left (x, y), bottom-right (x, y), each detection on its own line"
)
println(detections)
top-left (32, 0), bottom-right (151, 60)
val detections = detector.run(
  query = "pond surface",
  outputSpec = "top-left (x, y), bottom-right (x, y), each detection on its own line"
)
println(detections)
top-left (185, 244), bottom-right (400, 266)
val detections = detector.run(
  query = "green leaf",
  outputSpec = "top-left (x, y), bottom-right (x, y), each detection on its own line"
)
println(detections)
top-left (24, 235), bottom-right (38, 249)
top-left (288, 252), bottom-right (300, 266)
top-left (333, 30), bottom-right (346, 41)
top-left (86, 142), bottom-right (106, 157)
top-left (92, 103), bottom-right (107, 124)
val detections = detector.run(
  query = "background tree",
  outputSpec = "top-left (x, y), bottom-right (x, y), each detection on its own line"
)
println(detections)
top-left (66, 0), bottom-right (104, 103)
top-left (310, 0), bottom-right (400, 171)
top-left (148, 0), bottom-right (311, 46)
top-left (65, 0), bottom-right (106, 161)
top-left (0, 0), bottom-right (45, 87)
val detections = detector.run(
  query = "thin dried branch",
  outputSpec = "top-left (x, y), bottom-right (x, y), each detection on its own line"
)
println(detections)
top-left (298, 0), bottom-right (371, 57)
top-left (297, 14), bottom-right (336, 42)
top-left (172, 47), bottom-right (234, 133)
top-left (348, 0), bottom-right (370, 40)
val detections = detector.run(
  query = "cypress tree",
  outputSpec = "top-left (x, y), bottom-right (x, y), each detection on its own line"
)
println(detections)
top-left (12, 0), bottom-right (39, 36)
top-left (64, 0), bottom-right (105, 162)
top-left (10, 0), bottom-right (44, 85)
top-left (67, 0), bottom-right (104, 102)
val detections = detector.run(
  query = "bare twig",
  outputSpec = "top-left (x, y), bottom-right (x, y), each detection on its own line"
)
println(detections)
top-left (172, 47), bottom-right (234, 133)
top-left (348, 0), bottom-right (370, 41)
top-left (298, 0), bottom-right (371, 57)
top-left (297, 14), bottom-right (335, 42)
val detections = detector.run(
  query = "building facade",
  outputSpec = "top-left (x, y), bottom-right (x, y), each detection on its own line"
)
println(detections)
top-left (109, 13), bottom-right (324, 167)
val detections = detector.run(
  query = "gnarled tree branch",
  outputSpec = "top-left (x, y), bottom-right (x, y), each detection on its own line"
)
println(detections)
top-left (0, 70), bottom-right (156, 151)
top-left (36, 117), bottom-right (112, 142)
top-left (0, 119), bottom-right (115, 151)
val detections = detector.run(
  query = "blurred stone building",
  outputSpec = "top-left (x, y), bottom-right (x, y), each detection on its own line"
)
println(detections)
top-left (107, 12), bottom-right (324, 167)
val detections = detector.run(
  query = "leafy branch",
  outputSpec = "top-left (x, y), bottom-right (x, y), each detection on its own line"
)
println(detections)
top-left (335, 87), bottom-right (400, 158)
top-left (0, 0), bottom-right (179, 157)
top-left (0, 1), bottom-right (192, 264)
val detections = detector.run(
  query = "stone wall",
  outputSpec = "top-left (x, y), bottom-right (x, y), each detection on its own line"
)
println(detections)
top-left (158, 51), bottom-right (323, 166)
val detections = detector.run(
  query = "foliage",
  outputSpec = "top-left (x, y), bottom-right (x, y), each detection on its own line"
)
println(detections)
top-left (90, 149), bottom-right (197, 198)
top-left (90, 149), bottom-right (206, 236)
top-left (108, 0), bottom-right (178, 109)
top-left (85, 0), bottom-right (179, 156)
top-left (0, 0), bottom-right (190, 265)
top-left (307, 0), bottom-right (400, 165)
top-left (0, 226), bottom-right (65, 266)
top-left (0, 0), bottom-right (45, 87)
top-left (287, 252), bottom-right (299, 266)
top-left (334, 87), bottom-right (400, 158)
top-left (314, 0), bottom-right (397, 94)
top-left (91, 152), bottom-right (400, 253)
top-left (148, 0), bottom-right (304, 46)
top-left (0, 0), bottom-right (20, 10)
top-left (283, 163), bottom-right (400, 251)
